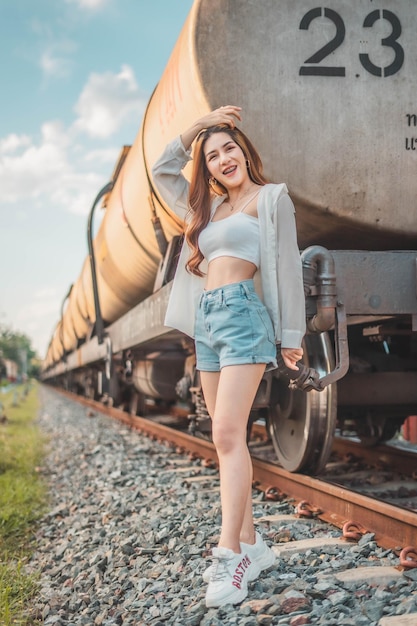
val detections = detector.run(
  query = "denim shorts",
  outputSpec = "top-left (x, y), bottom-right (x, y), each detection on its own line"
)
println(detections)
top-left (195, 279), bottom-right (277, 372)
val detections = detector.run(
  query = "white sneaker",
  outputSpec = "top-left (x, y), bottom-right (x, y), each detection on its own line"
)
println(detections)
top-left (203, 532), bottom-right (275, 583)
top-left (205, 546), bottom-right (254, 608)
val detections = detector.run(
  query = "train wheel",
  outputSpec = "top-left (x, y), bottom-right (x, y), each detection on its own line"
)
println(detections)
top-left (268, 333), bottom-right (337, 475)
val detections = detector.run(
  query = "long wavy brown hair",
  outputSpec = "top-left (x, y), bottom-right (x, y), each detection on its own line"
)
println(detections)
top-left (185, 125), bottom-right (268, 276)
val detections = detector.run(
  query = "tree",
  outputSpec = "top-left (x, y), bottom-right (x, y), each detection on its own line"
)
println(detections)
top-left (0, 326), bottom-right (39, 378)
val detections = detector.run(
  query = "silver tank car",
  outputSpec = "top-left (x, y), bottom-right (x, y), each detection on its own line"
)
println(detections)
top-left (43, 0), bottom-right (417, 474)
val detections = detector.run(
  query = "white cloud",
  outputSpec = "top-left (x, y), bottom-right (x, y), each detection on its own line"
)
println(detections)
top-left (73, 65), bottom-right (146, 138)
top-left (50, 170), bottom-right (105, 216)
top-left (31, 24), bottom-right (77, 80)
top-left (0, 65), bottom-right (144, 220)
top-left (0, 122), bottom-right (69, 201)
top-left (65, 0), bottom-right (109, 10)
top-left (83, 147), bottom-right (120, 164)
top-left (0, 121), bottom-right (104, 215)
top-left (40, 50), bottom-right (71, 78)
top-left (0, 133), bottom-right (31, 154)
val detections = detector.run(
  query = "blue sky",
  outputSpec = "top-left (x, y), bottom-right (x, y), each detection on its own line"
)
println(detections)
top-left (0, 0), bottom-right (194, 357)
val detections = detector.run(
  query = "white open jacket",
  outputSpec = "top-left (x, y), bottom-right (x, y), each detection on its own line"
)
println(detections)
top-left (152, 136), bottom-right (306, 350)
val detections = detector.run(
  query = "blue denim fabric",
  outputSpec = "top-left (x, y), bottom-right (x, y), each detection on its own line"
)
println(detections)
top-left (195, 279), bottom-right (277, 372)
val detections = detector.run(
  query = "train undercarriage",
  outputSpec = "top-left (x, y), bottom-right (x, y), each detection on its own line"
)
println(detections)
top-left (42, 246), bottom-right (417, 475)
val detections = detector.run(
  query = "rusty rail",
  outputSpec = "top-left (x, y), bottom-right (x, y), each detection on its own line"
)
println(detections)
top-left (49, 387), bottom-right (417, 554)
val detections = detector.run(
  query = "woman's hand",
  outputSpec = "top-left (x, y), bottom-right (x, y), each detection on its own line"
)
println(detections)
top-left (281, 347), bottom-right (303, 371)
top-left (198, 105), bottom-right (242, 130)
top-left (181, 106), bottom-right (242, 150)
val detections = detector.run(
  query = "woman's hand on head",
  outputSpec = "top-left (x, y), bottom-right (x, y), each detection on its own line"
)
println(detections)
top-left (181, 106), bottom-right (242, 150)
top-left (281, 347), bottom-right (304, 371)
top-left (198, 106), bottom-right (242, 130)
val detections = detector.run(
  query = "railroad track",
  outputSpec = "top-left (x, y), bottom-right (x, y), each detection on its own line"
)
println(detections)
top-left (51, 386), bottom-right (417, 560)
top-left (35, 385), bottom-right (417, 625)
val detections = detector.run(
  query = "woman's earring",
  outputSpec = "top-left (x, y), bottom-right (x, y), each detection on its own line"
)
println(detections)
top-left (246, 159), bottom-right (251, 169)
top-left (209, 176), bottom-right (218, 186)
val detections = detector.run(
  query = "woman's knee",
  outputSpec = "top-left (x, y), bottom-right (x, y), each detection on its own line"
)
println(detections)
top-left (212, 419), bottom-right (244, 454)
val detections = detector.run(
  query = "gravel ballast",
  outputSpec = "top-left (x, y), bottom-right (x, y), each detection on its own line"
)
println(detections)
top-left (27, 386), bottom-right (417, 625)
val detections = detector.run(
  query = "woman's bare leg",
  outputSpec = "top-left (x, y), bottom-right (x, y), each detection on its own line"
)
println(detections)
top-left (200, 364), bottom-right (265, 553)
top-left (240, 486), bottom-right (257, 545)
top-left (199, 371), bottom-right (220, 419)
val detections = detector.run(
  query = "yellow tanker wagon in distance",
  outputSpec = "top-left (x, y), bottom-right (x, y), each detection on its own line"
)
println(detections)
top-left (42, 0), bottom-right (417, 475)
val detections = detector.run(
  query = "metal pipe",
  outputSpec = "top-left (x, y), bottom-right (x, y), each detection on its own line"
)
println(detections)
top-left (302, 245), bottom-right (337, 332)
top-left (87, 182), bottom-right (114, 345)
top-left (58, 284), bottom-right (73, 362)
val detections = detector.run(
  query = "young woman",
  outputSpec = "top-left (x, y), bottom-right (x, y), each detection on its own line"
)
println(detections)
top-left (152, 106), bottom-right (305, 608)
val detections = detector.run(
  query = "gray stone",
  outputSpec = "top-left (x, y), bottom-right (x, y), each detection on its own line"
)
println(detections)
top-left (361, 599), bottom-right (385, 621)
top-left (25, 388), bottom-right (417, 626)
top-left (328, 590), bottom-right (350, 606)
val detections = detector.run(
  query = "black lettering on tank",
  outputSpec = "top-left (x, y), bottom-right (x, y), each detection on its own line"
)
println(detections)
top-left (405, 115), bottom-right (417, 151)
top-left (299, 8), bottom-right (404, 78)
top-left (299, 8), bottom-right (346, 76)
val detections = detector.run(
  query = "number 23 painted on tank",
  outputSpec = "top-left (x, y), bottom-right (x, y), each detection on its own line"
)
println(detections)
top-left (299, 8), bottom-right (404, 77)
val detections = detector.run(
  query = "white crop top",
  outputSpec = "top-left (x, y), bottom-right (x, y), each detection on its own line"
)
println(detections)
top-left (198, 210), bottom-right (260, 268)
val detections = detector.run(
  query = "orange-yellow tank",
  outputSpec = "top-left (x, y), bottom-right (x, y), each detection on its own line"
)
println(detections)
top-left (46, 0), bottom-right (417, 365)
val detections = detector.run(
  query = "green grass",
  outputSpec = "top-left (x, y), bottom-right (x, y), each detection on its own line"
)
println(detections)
top-left (0, 382), bottom-right (48, 625)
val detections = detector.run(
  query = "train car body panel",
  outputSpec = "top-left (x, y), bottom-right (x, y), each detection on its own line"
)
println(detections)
top-left (332, 251), bottom-right (417, 315)
top-left (192, 0), bottom-right (417, 248)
